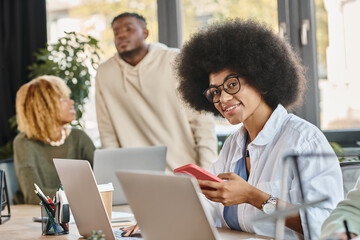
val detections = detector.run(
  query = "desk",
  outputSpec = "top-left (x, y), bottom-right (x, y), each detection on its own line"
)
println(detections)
top-left (0, 205), bottom-right (273, 240)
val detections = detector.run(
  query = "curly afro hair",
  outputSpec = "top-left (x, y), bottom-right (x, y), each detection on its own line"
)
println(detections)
top-left (176, 19), bottom-right (306, 116)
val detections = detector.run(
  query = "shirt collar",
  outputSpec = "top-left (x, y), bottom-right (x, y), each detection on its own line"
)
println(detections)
top-left (235, 104), bottom-right (288, 148)
top-left (251, 104), bottom-right (288, 146)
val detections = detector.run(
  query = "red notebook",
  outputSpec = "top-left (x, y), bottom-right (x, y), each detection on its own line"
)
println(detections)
top-left (174, 164), bottom-right (224, 183)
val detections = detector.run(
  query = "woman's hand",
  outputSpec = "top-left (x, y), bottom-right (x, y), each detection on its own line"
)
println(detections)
top-left (327, 232), bottom-right (358, 240)
top-left (200, 173), bottom-right (304, 235)
top-left (198, 172), bottom-right (254, 206)
top-left (121, 224), bottom-right (140, 237)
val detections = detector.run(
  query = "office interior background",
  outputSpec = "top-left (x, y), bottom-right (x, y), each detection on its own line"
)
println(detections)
top-left (1, 0), bottom-right (360, 158)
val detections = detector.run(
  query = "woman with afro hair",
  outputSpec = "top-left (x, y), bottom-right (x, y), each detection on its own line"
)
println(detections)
top-left (175, 19), bottom-right (343, 239)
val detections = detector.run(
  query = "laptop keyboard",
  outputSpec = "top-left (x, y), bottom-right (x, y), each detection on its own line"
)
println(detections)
top-left (114, 229), bottom-right (143, 240)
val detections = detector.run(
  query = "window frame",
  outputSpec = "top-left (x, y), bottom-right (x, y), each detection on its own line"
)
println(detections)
top-left (277, 0), bottom-right (360, 147)
top-left (157, 0), bottom-right (182, 48)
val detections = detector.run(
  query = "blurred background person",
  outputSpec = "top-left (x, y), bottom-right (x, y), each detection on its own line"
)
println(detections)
top-left (14, 75), bottom-right (95, 204)
top-left (321, 176), bottom-right (360, 240)
top-left (95, 12), bottom-right (218, 171)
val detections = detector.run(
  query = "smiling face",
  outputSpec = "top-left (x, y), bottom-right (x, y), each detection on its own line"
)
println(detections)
top-left (209, 69), bottom-right (268, 125)
top-left (58, 96), bottom-right (76, 125)
top-left (112, 16), bottom-right (148, 56)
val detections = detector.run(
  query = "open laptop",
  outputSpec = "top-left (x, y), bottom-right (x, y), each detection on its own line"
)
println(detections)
top-left (116, 171), bottom-right (221, 240)
top-left (93, 146), bottom-right (167, 205)
top-left (53, 159), bottom-right (141, 240)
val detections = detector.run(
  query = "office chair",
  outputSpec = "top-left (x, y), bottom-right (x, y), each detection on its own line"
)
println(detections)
top-left (0, 159), bottom-right (18, 204)
top-left (0, 169), bottom-right (11, 224)
top-left (340, 161), bottom-right (360, 197)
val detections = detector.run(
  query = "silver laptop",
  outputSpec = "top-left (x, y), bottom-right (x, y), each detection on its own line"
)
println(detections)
top-left (93, 146), bottom-right (167, 205)
top-left (116, 171), bottom-right (220, 240)
top-left (53, 159), bottom-right (141, 240)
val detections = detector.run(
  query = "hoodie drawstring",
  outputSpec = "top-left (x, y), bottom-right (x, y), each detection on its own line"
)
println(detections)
top-left (138, 65), bottom-right (143, 92)
top-left (122, 67), bottom-right (128, 93)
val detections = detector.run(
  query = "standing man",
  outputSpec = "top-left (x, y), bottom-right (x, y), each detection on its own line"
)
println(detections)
top-left (95, 12), bottom-right (218, 171)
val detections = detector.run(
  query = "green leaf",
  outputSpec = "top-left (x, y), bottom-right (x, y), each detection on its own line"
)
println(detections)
top-left (329, 142), bottom-right (344, 155)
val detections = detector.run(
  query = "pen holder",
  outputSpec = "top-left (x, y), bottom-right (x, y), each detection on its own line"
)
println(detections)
top-left (40, 202), bottom-right (69, 235)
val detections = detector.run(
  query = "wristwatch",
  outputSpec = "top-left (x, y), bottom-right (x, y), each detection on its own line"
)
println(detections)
top-left (261, 196), bottom-right (277, 214)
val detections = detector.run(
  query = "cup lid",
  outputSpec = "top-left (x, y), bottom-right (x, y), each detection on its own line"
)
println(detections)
top-left (98, 182), bottom-right (114, 192)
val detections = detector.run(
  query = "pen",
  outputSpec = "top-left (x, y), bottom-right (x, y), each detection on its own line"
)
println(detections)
top-left (34, 190), bottom-right (49, 204)
top-left (34, 184), bottom-right (57, 213)
top-left (34, 190), bottom-right (55, 216)
top-left (343, 220), bottom-right (351, 240)
top-left (47, 196), bottom-right (56, 211)
top-left (61, 223), bottom-right (69, 231)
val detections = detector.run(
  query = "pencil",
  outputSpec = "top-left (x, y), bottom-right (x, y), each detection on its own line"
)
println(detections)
top-left (343, 220), bottom-right (351, 240)
top-left (34, 190), bottom-right (55, 216)
top-left (34, 184), bottom-right (47, 200)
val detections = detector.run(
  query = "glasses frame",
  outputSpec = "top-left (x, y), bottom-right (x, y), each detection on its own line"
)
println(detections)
top-left (203, 73), bottom-right (241, 103)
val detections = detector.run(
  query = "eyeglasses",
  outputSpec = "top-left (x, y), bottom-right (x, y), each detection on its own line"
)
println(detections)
top-left (203, 74), bottom-right (241, 103)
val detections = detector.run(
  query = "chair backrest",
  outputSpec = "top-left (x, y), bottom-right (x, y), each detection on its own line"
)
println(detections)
top-left (340, 161), bottom-right (360, 197)
top-left (0, 159), bottom-right (18, 204)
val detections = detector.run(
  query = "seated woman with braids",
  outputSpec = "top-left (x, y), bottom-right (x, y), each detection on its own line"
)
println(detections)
top-left (13, 75), bottom-right (95, 204)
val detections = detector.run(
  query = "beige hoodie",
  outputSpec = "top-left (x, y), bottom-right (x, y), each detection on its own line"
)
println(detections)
top-left (95, 43), bottom-right (218, 171)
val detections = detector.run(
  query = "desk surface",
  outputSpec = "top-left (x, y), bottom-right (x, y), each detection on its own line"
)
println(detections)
top-left (0, 205), bottom-right (273, 240)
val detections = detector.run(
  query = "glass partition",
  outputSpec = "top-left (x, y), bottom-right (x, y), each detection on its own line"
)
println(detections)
top-left (316, 0), bottom-right (360, 130)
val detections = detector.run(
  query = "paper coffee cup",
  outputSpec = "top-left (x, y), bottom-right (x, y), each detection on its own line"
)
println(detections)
top-left (98, 183), bottom-right (114, 220)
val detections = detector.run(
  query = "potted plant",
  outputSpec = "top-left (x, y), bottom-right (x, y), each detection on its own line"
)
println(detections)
top-left (28, 31), bottom-right (102, 125)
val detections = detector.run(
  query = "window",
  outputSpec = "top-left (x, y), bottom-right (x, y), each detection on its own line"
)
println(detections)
top-left (46, 0), bottom-right (360, 147)
top-left (47, 0), bottom-right (158, 59)
top-left (277, 0), bottom-right (360, 147)
top-left (181, 0), bottom-right (278, 43)
top-left (316, 0), bottom-right (360, 130)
